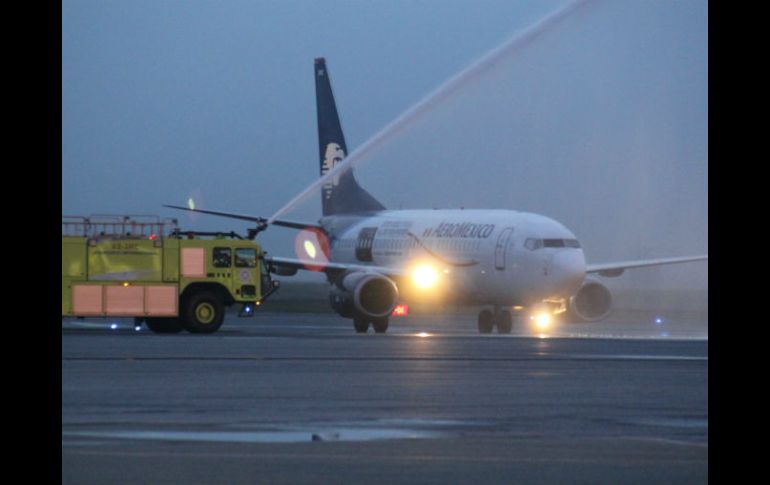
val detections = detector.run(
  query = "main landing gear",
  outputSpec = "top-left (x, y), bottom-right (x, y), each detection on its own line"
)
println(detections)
top-left (353, 315), bottom-right (389, 334)
top-left (477, 307), bottom-right (513, 334)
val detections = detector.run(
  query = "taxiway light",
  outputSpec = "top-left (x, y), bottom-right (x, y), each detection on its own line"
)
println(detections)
top-left (534, 313), bottom-right (551, 330)
top-left (412, 264), bottom-right (438, 289)
top-left (304, 240), bottom-right (317, 259)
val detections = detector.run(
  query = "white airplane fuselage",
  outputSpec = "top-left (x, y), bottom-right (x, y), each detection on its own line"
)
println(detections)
top-left (322, 209), bottom-right (587, 307)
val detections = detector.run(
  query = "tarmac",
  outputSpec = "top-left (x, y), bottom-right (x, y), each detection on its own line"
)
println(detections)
top-left (62, 310), bottom-right (708, 484)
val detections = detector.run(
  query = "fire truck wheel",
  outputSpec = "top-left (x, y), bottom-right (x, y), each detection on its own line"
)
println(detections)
top-left (145, 318), bottom-right (183, 334)
top-left (182, 291), bottom-right (225, 334)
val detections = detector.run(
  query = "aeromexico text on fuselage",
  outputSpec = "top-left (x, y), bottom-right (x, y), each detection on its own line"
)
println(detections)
top-left (422, 221), bottom-right (496, 239)
top-left (323, 209), bottom-right (576, 262)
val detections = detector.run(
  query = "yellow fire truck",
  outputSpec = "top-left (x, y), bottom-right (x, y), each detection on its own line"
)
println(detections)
top-left (62, 215), bottom-right (278, 334)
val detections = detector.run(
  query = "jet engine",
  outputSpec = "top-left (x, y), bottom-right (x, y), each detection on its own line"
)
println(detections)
top-left (329, 272), bottom-right (399, 319)
top-left (565, 278), bottom-right (612, 322)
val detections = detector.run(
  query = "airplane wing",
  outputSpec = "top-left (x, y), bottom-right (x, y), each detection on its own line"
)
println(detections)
top-left (163, 205), bottom-right (322, 231)
top-left (265, 255), bottom-right (408, 279)
top-left (586, 255), bottom-right (708, 277)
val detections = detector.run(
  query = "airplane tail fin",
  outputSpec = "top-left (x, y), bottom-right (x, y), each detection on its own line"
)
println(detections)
top-left (315, 57), bottom-right (385, 216)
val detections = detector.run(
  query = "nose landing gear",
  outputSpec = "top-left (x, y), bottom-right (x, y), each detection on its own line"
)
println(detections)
top-left (477, 307), bottom-right (513, 334)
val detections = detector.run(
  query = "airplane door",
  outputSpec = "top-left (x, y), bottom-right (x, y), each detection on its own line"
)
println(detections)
top-left (495, 227), bottom-right (514, 270)
top-left (355, 227), bottom-right (378, 262)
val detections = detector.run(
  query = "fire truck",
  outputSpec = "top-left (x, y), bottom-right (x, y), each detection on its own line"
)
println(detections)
top-left (62, 215), bottom-right (279, 334)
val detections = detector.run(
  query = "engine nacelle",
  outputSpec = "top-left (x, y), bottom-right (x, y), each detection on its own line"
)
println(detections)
top-left (566, 279), bottom-right (612, 322)
top-left (329, 272), bottom-right (399, 319)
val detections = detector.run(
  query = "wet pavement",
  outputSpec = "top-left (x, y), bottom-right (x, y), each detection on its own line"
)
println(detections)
top-left (62, 312), bottom-right (707, 484)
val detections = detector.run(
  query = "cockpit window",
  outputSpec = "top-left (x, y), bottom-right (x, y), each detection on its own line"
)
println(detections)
top-left (525, 238), bottom-right (580, 250)
top-left (543, 239), bottom-right (565, 248)
top-left (525, 238), bottom-right (543, 250)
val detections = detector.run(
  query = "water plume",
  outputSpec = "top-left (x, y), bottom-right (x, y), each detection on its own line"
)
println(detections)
top-left (267, 0), bottom-right (599, 224)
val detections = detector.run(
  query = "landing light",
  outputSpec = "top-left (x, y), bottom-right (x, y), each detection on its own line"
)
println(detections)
top-left (533, 313), bottom-right (551, 330)
top-left (417, 332), bottom-right (431, 338)
top-left (412, 264), bottom-right (438, 289)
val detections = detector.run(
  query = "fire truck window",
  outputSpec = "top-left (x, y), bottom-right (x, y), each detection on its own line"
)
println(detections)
top-left (213, 248), bottom-right (232, 268)
top-left (235, 248), bottom-right (257, 268)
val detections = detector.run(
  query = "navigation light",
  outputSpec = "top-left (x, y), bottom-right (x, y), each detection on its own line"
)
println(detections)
top-left (304, 240), bottom-right (317, 259)
top-left (392, 304), bottom-right (409, 316)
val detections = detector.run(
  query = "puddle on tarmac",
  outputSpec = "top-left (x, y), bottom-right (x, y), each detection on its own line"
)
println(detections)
top-left (64, 427), bottom-right (446, 444)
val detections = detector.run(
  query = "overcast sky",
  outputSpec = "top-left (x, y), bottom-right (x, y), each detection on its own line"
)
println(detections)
top-left (62, 0), bottom-right (707, 290)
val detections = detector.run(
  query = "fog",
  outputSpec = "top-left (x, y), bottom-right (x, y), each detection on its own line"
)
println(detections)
top-left (63, 0), bottom-right (707, 292)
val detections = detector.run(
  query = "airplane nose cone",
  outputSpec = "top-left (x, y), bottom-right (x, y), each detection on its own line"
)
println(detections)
top-left (550, 250), bottom-right (586, 296)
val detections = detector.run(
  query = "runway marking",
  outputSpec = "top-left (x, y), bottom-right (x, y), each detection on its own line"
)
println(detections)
top-left (617, 436), bottom-right (708, 449)
top-left (570, 354), bottom-right (707, 361)
top-left (62, 354), bottom-right (707, 362)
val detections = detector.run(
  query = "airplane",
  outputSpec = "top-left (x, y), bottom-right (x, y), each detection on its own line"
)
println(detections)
top-left (166, 57), bottom-right (707, 335)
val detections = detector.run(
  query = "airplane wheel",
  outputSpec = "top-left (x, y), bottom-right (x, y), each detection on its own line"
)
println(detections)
top-left (353, 316), bottom-right (370, 333)
top-left (478, 309), bottom-right (494, 334)
top-left (496, 310), bottom-right (513, 334)
top-left (372, 317), bottom-right (389, 334)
